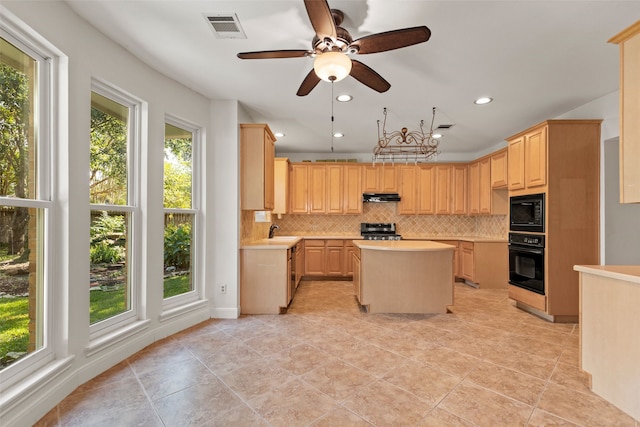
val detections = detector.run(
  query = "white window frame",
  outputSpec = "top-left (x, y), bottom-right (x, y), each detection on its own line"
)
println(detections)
top-left (0, 13), bottom-right (56, 391)
top-left (161, 115), bottom-right (202, 312)
top-left (88, 79), bottom-right (143, 338)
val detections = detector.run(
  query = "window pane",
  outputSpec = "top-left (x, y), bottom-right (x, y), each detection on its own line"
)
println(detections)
top-left (90, 92), bottom-right (128, 205)
top-left (89, 210), bottom-right (130, 324)
top-left (0, 37), bottom-right (37, 199)
top-left (163, 213), bottom-right (193, 298)
top-left (163, 123), bottom-right (192, 209)
top-left (0, 206), bottom-right (44, 369)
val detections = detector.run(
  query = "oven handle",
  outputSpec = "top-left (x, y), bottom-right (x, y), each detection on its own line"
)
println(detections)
top-left (509, 245), bottom-right (543, 255)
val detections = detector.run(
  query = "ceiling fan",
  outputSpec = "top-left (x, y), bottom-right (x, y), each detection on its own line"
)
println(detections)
top-left (237, 0), bottom-right (431, 96)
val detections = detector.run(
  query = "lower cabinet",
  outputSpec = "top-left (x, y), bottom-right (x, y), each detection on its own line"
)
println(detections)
top-left (458, 241), bottom-right (508, 289)
top-left (352, 246), bottom-right (361, 303)
top-left (303, 239), bottom-right (355, 278)
top-left (240, 248), bottom-right (289, 314)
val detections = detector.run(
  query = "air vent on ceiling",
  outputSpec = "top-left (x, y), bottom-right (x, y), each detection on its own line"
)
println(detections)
top-left (436, 124), bottom-right (455, 130)
top-left (205, 14), bottom-right (247, 39)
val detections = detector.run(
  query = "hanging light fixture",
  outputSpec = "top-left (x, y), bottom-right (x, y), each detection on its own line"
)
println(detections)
top-left (313, 51), bottom-right (352, 82)
top-left (373, 107), bottom-right (440, 164)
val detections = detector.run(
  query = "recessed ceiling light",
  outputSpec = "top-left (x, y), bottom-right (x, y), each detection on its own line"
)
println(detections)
top-left (274, 132), bottom-right (285, 138)
top-left (474, 97), bottom-right (493, 105)
top-left (336, 94), bottom-right (352, 102)
top-left (333, 132), bottom-right (344, 138)
top-left (432, 133), bottom-right (442, 139)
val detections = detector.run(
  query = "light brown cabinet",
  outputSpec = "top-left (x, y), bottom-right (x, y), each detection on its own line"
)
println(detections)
top-left (469, 156), bottom-right (507, 215)
top-left (240, 123), bottom-right (275, 210)
top-left (490, 149), bottom-right (508, 188)
top-left (304, 240), bottom-right (325, 276)
top-left (273, 158), bottom-right (289, 216)
top-left (452, 165), bottom-right (468, 215)
top-left (343, 165), bottom-right (363, 214)
top-left (478, 157), bottom-right (492, 214)
top-left (398, 165), bottom-right (418, 214)
top-left (289, 163), bottom-right (309, 214)
top-left (506, 120), bottom-right (602, 321)
top-left (240, 248), bottom-right (288, 314)
top-left (435, 165), bottom-right (453, 214)
top-left (609, 21), bottom-right (640, 203)
top-left (303, 239), bottom-right (355, 277)
top-left (507, 125), bottom-right (547, 191)
top-left (290, 163), bottom-right (360, 214)
top-left (459, 241), bottom-right (508, 289)
top-left (363, 164), bottom-right (397, 192)
top-left (352, 246), bottom-right (361, 303)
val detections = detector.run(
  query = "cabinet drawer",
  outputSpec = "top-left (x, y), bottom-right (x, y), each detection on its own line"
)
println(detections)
top-left (304, 240), bottom-right (325, 247)
top-left (326, 239), bottom-right (345, 247)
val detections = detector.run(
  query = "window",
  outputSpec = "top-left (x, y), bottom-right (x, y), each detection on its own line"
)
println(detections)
top-left (89, 82), bottom-right (141, 335)
top-left (163, 118), bottom-right (199, 304)
top-left (0, 28), bottom-right (53, 384)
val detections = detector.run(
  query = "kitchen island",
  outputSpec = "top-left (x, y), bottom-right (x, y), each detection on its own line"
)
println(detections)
top-left (353, 240), bottom-right (455, 314)
top-left (574, 265), bottom-right (640, 420)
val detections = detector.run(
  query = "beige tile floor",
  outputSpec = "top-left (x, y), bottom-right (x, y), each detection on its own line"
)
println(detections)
top-left (36, 281), bottom-right (639, 426)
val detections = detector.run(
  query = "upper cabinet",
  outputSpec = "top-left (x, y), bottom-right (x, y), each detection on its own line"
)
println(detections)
top-left (507, 123), bottom-right (547, 192)
top-left (363, 164), bottom-right (397, 193)
top-left (289, 163), bottom-right (361, 215)
top-left (609, 21), bottom-right (640, 204)
top-left (273, 158), bottom-right (289, 217)
top-left (490, 148), bottom-right (508, 189)
top-left (240, 124), bottom-right (275, 210)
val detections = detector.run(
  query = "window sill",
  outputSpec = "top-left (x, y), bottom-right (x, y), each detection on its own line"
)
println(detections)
top-left (0, 355), bottom-right (74, 416)
top-left (85, 319), bottom-right (151, 358)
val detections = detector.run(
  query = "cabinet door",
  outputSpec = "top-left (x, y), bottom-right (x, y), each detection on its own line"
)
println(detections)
top-left (326, 165), bottom-right (344, 214)
top-left (460, 241), bottom-right (474, 281)
top-left (398, 165), bottom-right (417, 214)
top-left (417, 165), bottom-right (436, 214)
top-left (263, 129), bottom-right (275, 210)
top-left (525, 127), bottom-right (547, 188)
top-left (435, 165), bottom-right (452, 214)
top-left (452, 165), bottom-right (468, 215)
top-left (490, 149), bottom-right (508, 188)
top-left (304, 242), bottom-right (325, 275)
top-left (380, 165), bottom-right (398, 192)
top-left (289, 164), bottom-right (308, 214)
top-left (273, 158), bottom-right (289, 215)
top-left (325, 241), bottom-right (344, 276)
top-left (352, 251), bottom-right (361, 303)
top-left (508, 136), bottom-right (525, 190)
top-left (240, 124), bottom-right (275, 210)
top-left (362, 165), bottom-right (380, 192)
top-left (308, 165), bottom-right (327, 214)
top-left (343, 165), bottom-right (363, 214)
top-left (344, 242), bottom-right (356, 276)
top-left (468, 161), bottom-right (480, 215)
top-left (479, 157), bottom-right (492, 214)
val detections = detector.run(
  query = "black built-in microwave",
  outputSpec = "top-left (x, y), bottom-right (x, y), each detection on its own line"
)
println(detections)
top-left (509, 193), bottom-right (545, 232)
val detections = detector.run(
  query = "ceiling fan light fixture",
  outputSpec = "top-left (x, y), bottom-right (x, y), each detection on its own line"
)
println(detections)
top-left (313, 51), bottom-right (352, 82)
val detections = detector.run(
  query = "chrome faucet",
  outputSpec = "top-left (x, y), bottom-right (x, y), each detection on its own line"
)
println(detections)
top-left (268, 224), bottom-right (280, 239)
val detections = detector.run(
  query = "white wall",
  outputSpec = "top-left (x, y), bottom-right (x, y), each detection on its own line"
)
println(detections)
top-left (604, 139), bottom-right (640, 264)
top-left (0, 2), bottom-right (239, 425)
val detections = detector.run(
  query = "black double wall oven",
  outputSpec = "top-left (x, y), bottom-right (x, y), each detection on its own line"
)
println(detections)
top-left (508, 193), bottom-right (546, 295)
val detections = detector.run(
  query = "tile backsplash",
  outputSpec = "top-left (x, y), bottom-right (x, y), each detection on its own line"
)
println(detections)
top-left (244, 203), bottom-right (507, 240)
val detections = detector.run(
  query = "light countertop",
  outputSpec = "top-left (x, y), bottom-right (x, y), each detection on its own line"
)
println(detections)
top-left (574, 265), bottom-right (640, 284)
top-left (353, 240), bottom-right (456, 251)
top-left (241, 236), bottom-right (303, 250)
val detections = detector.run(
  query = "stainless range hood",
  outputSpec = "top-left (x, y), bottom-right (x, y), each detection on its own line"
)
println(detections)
top-left (362, 192), bottom-right (401, 202)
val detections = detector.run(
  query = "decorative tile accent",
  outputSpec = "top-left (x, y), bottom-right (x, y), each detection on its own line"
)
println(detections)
top-left (270, 204), bottom-right (507, 238)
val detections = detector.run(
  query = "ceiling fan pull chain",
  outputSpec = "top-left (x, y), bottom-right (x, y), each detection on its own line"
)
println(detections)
top-left (331, 80), bottom-right (335, 152)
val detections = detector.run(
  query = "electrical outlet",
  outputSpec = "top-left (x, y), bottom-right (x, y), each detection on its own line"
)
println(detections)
top-left (219, 284), bottom-right (226, 293)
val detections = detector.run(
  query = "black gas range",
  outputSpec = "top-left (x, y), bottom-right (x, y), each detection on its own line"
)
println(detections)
top-left (360, 223), bottom-right (402, 241)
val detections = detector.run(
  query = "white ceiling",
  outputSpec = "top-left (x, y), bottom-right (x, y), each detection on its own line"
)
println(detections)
top-left (65, 0), bottom-right (640, 157)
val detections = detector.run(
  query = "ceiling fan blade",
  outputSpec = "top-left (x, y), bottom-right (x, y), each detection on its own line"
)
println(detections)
top-left (351, 26), bottom-right (431, 54)
top-left (349, 60), bottom-right (391, 93)
top-left (237, 50), bottom-right (311, 59)
top-left (304, 0), bottom-right (336, 40)
top-left (296, 69), bottom-right (321, 96)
